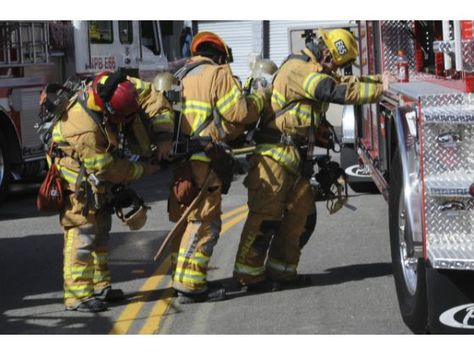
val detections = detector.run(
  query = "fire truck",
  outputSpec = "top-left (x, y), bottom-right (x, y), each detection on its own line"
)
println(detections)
top-left (0, 21), bottom-right (170, 202)
top-left (339, 21), bottom-right (474, 333)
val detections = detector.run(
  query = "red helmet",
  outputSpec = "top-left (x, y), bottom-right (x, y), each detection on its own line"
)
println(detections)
top-left (92, 71), bottom-right (139, 119)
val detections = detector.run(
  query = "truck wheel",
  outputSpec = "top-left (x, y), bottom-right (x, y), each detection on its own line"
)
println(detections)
top-left (389, 148), bottom-right (428, 333)
top-left (0, 130), bottom-right (12, 203)
top-left (340, 144), bottom-right (378, 193)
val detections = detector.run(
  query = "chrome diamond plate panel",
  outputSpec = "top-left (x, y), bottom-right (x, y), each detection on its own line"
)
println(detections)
top-left (420, 94), bottom-right (467, 108)
top-left (433, 40), bottom-right (455, 54)
top-left (381, 21), bottom-right (416, 75)
top-left (422, 105), bottom-right (474, 123)
top-left (462, 39), bottom-right (474, 72)
top-left (427, 197), bottom-right (474, 270)
top-left (425, 173), bottom-right (474, 197)
top-left (422, 123), bottom-right (474, 176)
top-left (421, 95), bottom-right (474, 270)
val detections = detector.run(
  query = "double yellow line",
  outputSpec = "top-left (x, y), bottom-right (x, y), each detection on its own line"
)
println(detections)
top-left (110, 204), bottom-right (248, 334)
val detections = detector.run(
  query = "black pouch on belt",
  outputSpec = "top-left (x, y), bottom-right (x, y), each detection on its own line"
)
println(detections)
top-left (204, 142), bottom-right (235, 194)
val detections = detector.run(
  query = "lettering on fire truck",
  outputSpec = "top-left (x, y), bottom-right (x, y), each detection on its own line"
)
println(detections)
top-left (85, 56), bottom-right (117, 71)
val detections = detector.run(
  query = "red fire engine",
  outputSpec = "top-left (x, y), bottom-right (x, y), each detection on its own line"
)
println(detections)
top-left (341, 20), bottom-right (474, 333)
top-left (0, 21), bottom-right (171, 202)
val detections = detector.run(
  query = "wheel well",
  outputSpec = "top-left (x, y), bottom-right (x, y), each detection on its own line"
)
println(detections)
top-left (387, 110), bottom-right (399, 184)
top-left (0, 111), bottom-right (22, 164)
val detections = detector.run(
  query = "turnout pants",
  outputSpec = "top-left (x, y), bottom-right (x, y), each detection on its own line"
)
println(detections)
top-left (60, 192), bottom-right (112, 308)
top-left (168, 160), bottom-right (222, 294)
top-left (233, 155), bottom-right (316, 285)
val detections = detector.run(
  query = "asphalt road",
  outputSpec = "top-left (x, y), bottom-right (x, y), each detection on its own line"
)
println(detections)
top-left (0, 154), bottom-right (410, 335)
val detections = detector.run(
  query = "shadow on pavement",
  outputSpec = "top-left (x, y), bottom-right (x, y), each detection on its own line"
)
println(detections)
top-left (0, 228), bottom-right (171, 334)
top-left (141, 262), bottom-right (393, 306)
top-left (217, 262), bottom-right (393, 301)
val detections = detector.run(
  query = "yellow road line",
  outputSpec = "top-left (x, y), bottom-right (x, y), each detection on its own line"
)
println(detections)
top-left (221, 211), bottom-right (248, 234)
top-left (110, 204), bottom-right (247, 334)
top-left (110, 255), bottom-right (172, 334)
top-left (221, 204), bottom-right (248, 221)
top-left (138, 210), bottom-right (249, 334)
top-left (138, 283), bottom-right (174, 334)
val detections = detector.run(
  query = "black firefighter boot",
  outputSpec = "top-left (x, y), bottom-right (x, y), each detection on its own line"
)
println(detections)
top-left (65, 298), bottom-right (108, 313)
top-left (95, 286), bottom-right (125, 302)
top-left (246, 279), bottom-right (282, 293)
top-left (177, 285), bottom-right (226, 304)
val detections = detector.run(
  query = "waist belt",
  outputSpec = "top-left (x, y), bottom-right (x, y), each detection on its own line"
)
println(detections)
top-left (173, 135), bottom-right (213, 158)
top-left (254, 129), bottom-right (297, 146)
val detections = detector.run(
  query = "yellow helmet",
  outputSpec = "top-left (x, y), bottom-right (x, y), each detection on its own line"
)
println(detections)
top-left (153, 72), bottom-right (178, 92)
top-left (320, 28), bottom-right (358, 66)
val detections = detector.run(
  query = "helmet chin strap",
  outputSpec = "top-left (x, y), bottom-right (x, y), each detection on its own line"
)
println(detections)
top-left (320, 49), bottom-right (339, 74)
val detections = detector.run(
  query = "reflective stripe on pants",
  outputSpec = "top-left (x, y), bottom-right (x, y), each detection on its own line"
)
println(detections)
top-left (234, 155), bottom-right (316, 284)
top-left (170, 160), bottom-right (223, 294)
top-left (62, 193), bottom-right (112, 308)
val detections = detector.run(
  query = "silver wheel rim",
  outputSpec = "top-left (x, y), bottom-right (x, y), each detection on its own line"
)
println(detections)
top-left (398, 194), bottom-right (418, 296)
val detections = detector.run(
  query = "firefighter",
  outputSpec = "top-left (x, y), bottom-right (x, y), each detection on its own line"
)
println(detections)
top-left (242, 58), bottom-right (278, 98)
top-left (233, 28), bottom-right (393, 292)
top-left (153, 71), bottom-right (178, 93)
top-left (52, 70), bottom-right (174, 312)
top-left (168, 31), bottom-right (267, 304)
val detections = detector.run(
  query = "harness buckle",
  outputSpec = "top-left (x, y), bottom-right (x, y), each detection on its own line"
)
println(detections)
top-left (279, 134), bottom-right (294, 146)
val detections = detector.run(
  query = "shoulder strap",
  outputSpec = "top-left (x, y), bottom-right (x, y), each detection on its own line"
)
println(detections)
top-left (260, 100), bottom-right (300, 128)
top-left (288, 53), bottom-right (311, 62)
top-left (174, 60), bottom-right (215, 81)
top-left (176, 60), bottom-right (222, 141)
top-left (174, 60), bottom-right (218, 142)
top-left (189, 108), bottom-right (223, 140)
top-left (307, 106), bottom-right (315, 160)
top-left (280, 53), bottom-right (310, 68)
top-left (76, 97), bottom-right (106, 132)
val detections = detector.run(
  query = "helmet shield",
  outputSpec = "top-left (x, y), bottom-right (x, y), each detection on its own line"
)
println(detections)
top-left (116, 204), bottom-right (149, 231)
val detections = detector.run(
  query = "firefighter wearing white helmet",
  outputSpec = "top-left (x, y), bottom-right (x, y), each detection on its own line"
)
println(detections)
top-left (153, 72), bottom-right (178, 92)
top-left (244, 58), bottom-right (278, 94)
top-left (233, 28), bottom-right (394, 292)
top-left (250, 59), bottom-right (278, 78)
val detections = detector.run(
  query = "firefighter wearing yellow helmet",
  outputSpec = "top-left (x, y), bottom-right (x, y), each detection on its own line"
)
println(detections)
top-left (320, 28), bottom-right (359, 67)
top-left (233, 28), bottom-right (393, 292)
top-left (167, 31), bottom-right (267, 303)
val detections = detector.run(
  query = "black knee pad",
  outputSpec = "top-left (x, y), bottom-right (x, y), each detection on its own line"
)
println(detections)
top-left (253, 220), bottom-right (280, 252)
top-left (299, 213), bottom-right (317, 249)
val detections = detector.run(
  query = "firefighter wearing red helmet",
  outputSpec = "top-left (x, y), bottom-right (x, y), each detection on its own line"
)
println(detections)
top-left (233, 28), bottom-right (394, 292)
top-left (167, 31), bottom-right (267, 303)
top-left (50, 70), bottom-right (174, 312)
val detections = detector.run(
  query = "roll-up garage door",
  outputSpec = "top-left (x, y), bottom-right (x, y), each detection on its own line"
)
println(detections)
top-left (269, 21), bottom-right (356, 66)
top-left (197, 21), bottom-right (263, 82)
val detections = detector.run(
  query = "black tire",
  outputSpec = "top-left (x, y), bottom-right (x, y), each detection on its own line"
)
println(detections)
top-left (389, 148), bottom-right (428, 333)
top-left (340, 144), bottom-right (378, 193)
top-left (0, 130), bottom-right (12, 203)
